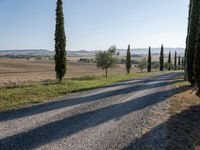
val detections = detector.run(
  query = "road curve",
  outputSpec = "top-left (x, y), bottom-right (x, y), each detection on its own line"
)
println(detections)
top-left (0, 72), bottom-right (182, 150)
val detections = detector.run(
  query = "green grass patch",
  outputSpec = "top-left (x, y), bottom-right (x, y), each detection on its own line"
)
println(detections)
top-left (0, 71), bottom-right (163, 112)
top-left (173, 72), bottom-right (190, 87)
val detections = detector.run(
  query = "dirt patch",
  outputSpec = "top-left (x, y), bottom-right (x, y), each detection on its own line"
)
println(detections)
top-left (167, 86), bottom-right (200, 150)
top-left (0, 58), bottom-right (140, 87)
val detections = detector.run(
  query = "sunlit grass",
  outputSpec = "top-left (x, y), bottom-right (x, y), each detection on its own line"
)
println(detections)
top-left (0, 71), bottom-right (164, 112)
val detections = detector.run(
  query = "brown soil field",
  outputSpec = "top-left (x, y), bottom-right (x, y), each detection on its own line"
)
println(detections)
top-left (0, 58), bottom-right (139, 87)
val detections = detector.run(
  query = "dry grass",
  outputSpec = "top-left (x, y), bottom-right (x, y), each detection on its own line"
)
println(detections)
top-left (0, 58), bottom-right (140, 87)
top-left (167, 80), bottom-right (200, 150)
top-left (0, 71), bottom-right (161, 112)
top-left (170, 88), bottom-right (200, 114)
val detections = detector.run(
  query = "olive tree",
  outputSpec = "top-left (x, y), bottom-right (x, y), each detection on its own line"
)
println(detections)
top-left (96, 46), bottom-right (118, 77)
top-left (137, 58), bottom-right (147, 72)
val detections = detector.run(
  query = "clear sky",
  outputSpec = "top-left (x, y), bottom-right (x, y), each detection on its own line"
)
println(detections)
top-left (0, 0), bottom-right (189, 51)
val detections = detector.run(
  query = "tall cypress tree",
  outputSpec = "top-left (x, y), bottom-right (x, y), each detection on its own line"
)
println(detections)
top-left (159, 44), bottom-right (164, 71)
top-left (185, 0), bottom-right (192, 80)
top-left (186, 0), bottom-right (200, 85)
top-left (182, 57), bottom-right (185, 67)
top-left (194, 7), bottom-right (200, 95)
top-left (168, 51), bottom-right (171, 71)
top-left (178, 55), bottom-right (181, 67)
top-left (54, 0), bottom-right (67, 81)
top-left (147, 46), bottom-right (151, 72)
top-left (126, 44), bottom-right (131, 74)
top-left (174, 51), bottom-right (177, 70)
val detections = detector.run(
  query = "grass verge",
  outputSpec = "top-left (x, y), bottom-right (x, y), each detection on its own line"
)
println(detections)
top-left (167, 74), bottom-right (200, 149)
top-left (0, 71), bottom-right (162, 112)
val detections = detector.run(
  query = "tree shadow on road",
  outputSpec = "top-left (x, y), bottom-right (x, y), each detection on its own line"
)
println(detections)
top-left (0, 73), bottom-right (182, 122)
top-left (166, 105), bottom-right (200, 150)
top-left (123, 92), bottom-right (200, 150)
top-left (0, 82), bottom-right (189, 150)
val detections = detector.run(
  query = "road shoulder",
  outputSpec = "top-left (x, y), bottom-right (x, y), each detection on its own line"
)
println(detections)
top-left (167, 83), bottom-right (200, 150)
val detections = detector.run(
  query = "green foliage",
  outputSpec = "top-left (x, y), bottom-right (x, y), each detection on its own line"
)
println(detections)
top-left (168, 51), bottom-right (172, 70)
top-left (0, 72), bottom-right (161, 112)
top-left (138, 58), bottom-right (147, 72)
top-left (126, 44), bottom-right (132, 74)
top-left (174, 51), bottom-right (177, 70)
top-left (194, 8), bottom-right (200, 95)
top-left (182, 57), bottom-right (185, 67)
top-left (178, 55), bottom-right (181, 67)
top-left (164, 62), bottom-right (173, 71)
top-left (185, 0), bottom-right (200, 85)
top-left (96, 46), bottom-right (117, 77)
top-left (160, 45), bottom-right (164, 71)
top-left (108, 45), bottom-right (117, 54)
top-left (184, 0), bottom-right (192, 80)
top-left (54, 0), bottom-right (67, 81)
top-left (120, 58), bottom-right (139, 64)
top-left (147, 47), bottom-right (152, 72)
top-left (71, 75), bottom-right (96, 81)
top-left (152, 61), bottom-right (160, 71)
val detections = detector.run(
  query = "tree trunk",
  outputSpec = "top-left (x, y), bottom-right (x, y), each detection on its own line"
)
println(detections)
top-left (105, 68), bottom-right (108, 78)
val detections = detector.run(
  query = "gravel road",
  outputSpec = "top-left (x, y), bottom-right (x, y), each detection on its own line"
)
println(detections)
top-left (0, 72), bottom-right (182, 150)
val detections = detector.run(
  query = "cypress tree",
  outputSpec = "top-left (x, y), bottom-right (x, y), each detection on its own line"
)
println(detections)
top-left (126, 44), bottom-right (131, 74)
top-left (185, 0), bottom-right (192, 80)
top-left (194, 7), bottom-right (200, 95)
top-left (159, 44), bottom-right (164, 71)
top-left (54, 0), bottom-right (67, 81)
top-left (178, 55), bottom-right (181, 67)
top-left (174, 51), bottom-right (177, 70)
top-left (186, 0), bottom-right (200, 85)
top-left (168, 51), bottom-right (171, 71)
top-left (147, 46), bottom-right (151, 72)
top-left (182, 57), bottom-right (185, 67)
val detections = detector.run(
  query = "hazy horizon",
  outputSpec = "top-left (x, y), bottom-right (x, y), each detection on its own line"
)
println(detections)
top-left (0, 47), bottom-right (185, 56)
top-left (0, 47), bottom-right (185, 51)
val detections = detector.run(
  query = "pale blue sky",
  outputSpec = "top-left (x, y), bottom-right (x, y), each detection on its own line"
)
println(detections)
top-left (0, 0), bottom-right (189, 50)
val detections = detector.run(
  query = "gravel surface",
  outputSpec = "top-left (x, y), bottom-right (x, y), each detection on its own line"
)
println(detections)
top-left (0, 72), bottom-right (181, 150)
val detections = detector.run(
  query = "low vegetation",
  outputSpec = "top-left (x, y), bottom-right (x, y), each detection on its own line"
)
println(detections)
top-left (167, 74), bottom-right (200, 149)
top-left (0, 71), bottom-right (162, 112)
top-left (95, 46), bottom-right (118, 77)
top-left (137, 58), bottom-right (148, 72)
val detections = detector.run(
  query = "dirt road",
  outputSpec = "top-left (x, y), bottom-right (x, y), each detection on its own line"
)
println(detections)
top-left (0, 72), bottom-right (182, 150)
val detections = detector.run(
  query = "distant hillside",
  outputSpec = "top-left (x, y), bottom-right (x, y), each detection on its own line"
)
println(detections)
top-left (67, 50), bottom-right (96, 56)
top-left (0, 49), bottom-right (54, 57)
top-left (0, 48), bottom-right (185, 58)
top-left (0, 49), bottom-right (95, 57)
top-left (116, 48), bottom-right (185, 56)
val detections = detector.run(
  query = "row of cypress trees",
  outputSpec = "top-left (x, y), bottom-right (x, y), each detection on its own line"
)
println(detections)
top-left (185, 0), bottom-right (200, 95)
top-left (167, 51), bottom-right (184, 71)
top-left (125, 44), bottom-right (183, 74)
top-left (125, 45), bottom-right (151, 73)
top-left (54, 0), bottom-right (186, 83)
top-left (158, 45), bottom-right (183, 71)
